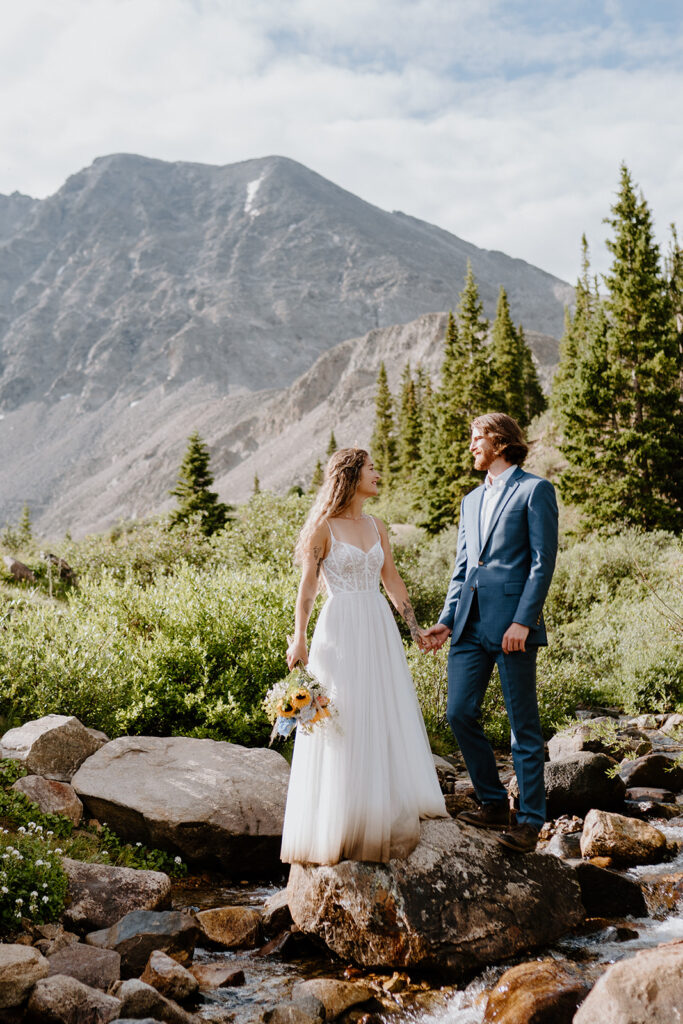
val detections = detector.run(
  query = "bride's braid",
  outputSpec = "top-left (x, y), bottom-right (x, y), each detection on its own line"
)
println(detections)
top-left (294, 448), bottom-right (369, 564)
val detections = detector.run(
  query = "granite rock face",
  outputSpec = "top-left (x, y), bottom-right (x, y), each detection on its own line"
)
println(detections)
top-left (580, 809), bottom-right (669, 866)
top-left (61, 858), bottom-right (172, 933)
top-left (71, 735), bottom-right (289, 874)
top-left (11, 775), bottom-right (83, 825)
top-left (0, 944), bottom-right (49, 1009)
top-left (287, 818), bottom-right (584, 974)
top-left (0, 153), bottom-right (571, 535)
top-left (85, 910), bottom-right (199, 977)
top-left (574, 938), bottom-right (683, 1023)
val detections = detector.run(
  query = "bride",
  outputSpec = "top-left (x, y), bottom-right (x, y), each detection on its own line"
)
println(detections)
top-left (281, 447), bottom-right (447, 866)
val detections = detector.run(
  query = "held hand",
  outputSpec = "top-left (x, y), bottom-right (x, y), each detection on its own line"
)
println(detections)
top-left (502, 622), bottom-right (530, 654)
top-left (286, 635), bottom-right (308, 670)
top-left (421, 623), bottom-right (452, 652)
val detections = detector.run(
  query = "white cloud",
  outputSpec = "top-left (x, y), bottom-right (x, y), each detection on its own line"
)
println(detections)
top-left (0, 0), bottom-right (681, 283)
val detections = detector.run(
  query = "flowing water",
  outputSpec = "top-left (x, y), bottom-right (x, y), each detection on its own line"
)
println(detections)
top-left (172, 823), bottom-right (683, 1024)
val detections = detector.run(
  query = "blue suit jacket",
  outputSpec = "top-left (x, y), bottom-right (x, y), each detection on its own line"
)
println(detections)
top-left (438, 466), bottom-right (558, 647)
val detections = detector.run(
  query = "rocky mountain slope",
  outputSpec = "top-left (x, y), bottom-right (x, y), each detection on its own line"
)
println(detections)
top-left (0, 153), bottom-right (572, 534)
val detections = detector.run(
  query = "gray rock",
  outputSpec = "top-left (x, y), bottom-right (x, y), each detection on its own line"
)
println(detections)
top-left (544, 832), bottom-right (582, 859)
top-left (548, 722), bottom-right (651, 761)
top-left (291, 980), bottom-right (374, 1020)
top-left (71, 736), bottom-right (289, 874)
top-left (140, 951), bottom-right (198, 1004)
top-left (619, 753), bottom-right (683, 792)
top-left (0, 715), bottom-right (106, 781)
top-left (574, 938), bottom-right (683, 1023)
top-left (580, 809), bottom-right (669, 866)
top-left (263, 1005), bottom-right (323, 1024)
top-left (26, 974), bottom-right (121, 1023)
top-left (544, 752), bottom-right (625, 818)
top-left (287, 818), bottom-right (583, 973)
top-left (113, 979), bottom-right (199, 1024)
top-left (572, 861), bottom-right (647, 918)
top-left (85, 910), bottom-right (199, 978)
top-left (61, 858), bottom-right (172, 933)
top-left (189, 963), bottom-right (245, 990)
top-left (11, 776), bottom-right (83, 825)
top-left (0, 945), bottom-right (49, 1009)
top-left (47, 946), bottom-right (121, 990)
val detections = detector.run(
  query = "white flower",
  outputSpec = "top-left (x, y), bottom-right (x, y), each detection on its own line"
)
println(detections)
top-left (35, 825), bottom-right (43, 832)
top-left (1, 886), bottom-right (8, 894)
top-left (18, 826), bottom-right (26, 833)
top-left (46, 831), bottom-right (54, 837)
top-left (42, 895), bottom-right (49, 903)
top-left (135, 842), bottom-right (141, 847)
top-left (44, 862), bottom-right (51, 869)
top-left (174, 856), bottom-right (182, 864)
top-left (30, 891), bottom-right (38, 898)
top-left (34, 859), bottom-right (44, 867)
top-left (54, 848), bottom-right (63, 855)
top-left (27, 822), bottom-right (35, 828)
top-left (15, 898), bottom-right (23, 905)
top-left (42, 883), bottom-right (48, 889)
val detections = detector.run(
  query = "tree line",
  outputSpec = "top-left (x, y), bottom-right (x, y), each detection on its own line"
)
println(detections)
top-left (369, 164), bottom-right (683, 535)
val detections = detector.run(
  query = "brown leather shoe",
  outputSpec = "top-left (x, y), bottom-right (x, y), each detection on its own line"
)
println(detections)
top-left (496, 823), bottom-right (540, 853)
top-left (457, 802), bottom-right (510, 830)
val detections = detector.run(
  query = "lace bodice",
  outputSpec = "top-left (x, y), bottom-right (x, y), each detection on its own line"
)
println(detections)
top-left (322, 518), bottom-right (384, 596)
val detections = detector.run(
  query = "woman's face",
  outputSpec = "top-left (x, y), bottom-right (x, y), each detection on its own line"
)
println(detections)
top-left (356, 456), bottom-right (380, 497)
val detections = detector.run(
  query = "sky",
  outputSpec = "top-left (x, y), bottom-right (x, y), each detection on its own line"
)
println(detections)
top-left (1, 0), bottom-right (681, 283)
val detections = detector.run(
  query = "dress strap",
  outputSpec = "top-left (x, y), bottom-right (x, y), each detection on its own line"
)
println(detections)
top-left (367, 515), bottom-right (381, 542)
top-left (326, 519), bottom-right (337, 543)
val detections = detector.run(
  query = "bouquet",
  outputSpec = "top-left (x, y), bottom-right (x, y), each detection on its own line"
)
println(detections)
top-left (263, 663), bottom-right (333, 745)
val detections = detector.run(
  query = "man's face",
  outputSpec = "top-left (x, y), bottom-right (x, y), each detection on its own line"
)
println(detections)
top-left (470, 429), bottom-right (496, 472)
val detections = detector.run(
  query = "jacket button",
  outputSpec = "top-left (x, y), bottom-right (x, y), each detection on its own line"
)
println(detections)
top-left (470, 586), bottom-right (474, 591)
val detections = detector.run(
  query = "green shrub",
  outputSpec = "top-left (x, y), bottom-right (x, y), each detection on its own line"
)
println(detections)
top-left (0, 824), bottom-right (69, 933)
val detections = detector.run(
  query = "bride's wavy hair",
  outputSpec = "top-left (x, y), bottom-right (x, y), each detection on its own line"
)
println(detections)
top-left (294, 447), bottom-right (369, 564)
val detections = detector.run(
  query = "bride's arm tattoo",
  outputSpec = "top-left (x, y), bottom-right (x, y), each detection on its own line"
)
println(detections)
top-left (401, 599), bottom-right (421, 642)
top-left (313, 545), bottom-right (324, 579)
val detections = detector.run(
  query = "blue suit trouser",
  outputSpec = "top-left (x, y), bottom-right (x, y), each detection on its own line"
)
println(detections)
top-left (446, 602), bottom-right (546, 829)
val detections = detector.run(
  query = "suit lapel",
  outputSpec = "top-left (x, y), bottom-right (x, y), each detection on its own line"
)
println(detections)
top-left (479, 468), bottom-right (522, 554)
top-left (470, 485), bottom-right (485, 555)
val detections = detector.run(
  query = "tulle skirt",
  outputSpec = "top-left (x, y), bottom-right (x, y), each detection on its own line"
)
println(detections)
top-left (280, 590), bottom-right (447, 865)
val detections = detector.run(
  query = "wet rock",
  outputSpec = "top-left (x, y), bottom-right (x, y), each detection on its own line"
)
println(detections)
top-left (544, 832), bottom-right (582, 859)
top-left (623, 799), bottom-right (682, 821)
top-left (11, 776), bottom-right (84, 825)
top-left (114, 978), bottom-right (199, 1024)
top-left (637, 870), bottom-right (683, 917)
top-left (548, 722), bottom-right (650, 761)
top-left (543, 753), bottom-right (625, 818)
top-left (263, 1005), bottom-right (323, 1024)
top-left (292, 980), bottom-right (374, 1020)
top-left (580, 809), bottom-right (668, 866)
top-left (482, 959), bottom-right (590, 1024)
top-left (619, 752), bottom-right (683, 792)
top-left (140, 951), bottom-right (198, 1003)
top-left (574, 937), bottom-right (683, 1023)
top-left (262, 889), bottom-right (292, 935)
top-left (62, 858), bottom-right (171, 933)
top-left (27, 974), bottom-right (121, 1022)
top-left (189, 963), bottom-right (245, 990)
top-left (0, 945), bottom-right (49, 1009)
top-left (47, 945), bottom-right (121, 990)
top-left (71, 736), bottom-right (290, 874)
top-left (625, 786), bottom-right (675, 803)
top-left (1, 715), bottom-right (106, 781)
top-left (85, 910), bottom-right (199, 977)
top-left (195, 907), bottom-right (262, 949)
top-left (572, 862), bottom-right (647, 918)
top-left (255, 930), bottom-right (301, 957)
top-left (287, 818), bottom-right (584, 973)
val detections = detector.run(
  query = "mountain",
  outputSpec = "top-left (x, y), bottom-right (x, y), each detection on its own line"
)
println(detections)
top-left (0, 153), bottom-right (572, 533)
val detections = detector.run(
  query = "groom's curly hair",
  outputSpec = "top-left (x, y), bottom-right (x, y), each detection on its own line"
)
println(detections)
top-left (472, 413), bottom-right (529, 465)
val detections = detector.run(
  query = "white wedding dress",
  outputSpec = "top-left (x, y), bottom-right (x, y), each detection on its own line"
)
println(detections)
top-left (281, 516), bottom-right (447, 865)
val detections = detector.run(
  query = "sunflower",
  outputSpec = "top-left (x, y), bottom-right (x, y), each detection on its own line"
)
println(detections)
top-left (277, 701), bottom-right (296, 718)
top-left (291, 688), bottom-right (312, 709)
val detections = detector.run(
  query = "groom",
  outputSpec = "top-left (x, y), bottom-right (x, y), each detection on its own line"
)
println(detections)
top-left (423, 412), bottom-right (558, 853)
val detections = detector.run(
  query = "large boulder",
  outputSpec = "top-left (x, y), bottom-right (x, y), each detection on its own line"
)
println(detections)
top-left (71, 736), bottom-right (289, 874)
top-left (543, 752), bottom-right (625, 818)
top-left (1, 715), bottom-right (106, 781)
top-left (548, 721), bottom-right (651, 761)
top-left (140, 951), bottom-right (198, 1003)
top-left (62, 858), bottom-right (172, 933)
top-left (26, 974), bottom-right (121, 1023)
top-left (0, 945), bottom-right (49, 1009)
top-left (47, 946), bottom-right (121, 990)
top-left (574, 938), bottom-right (683, 1023)
top-left (580, 809), bottom-right (669, 866)
top-left (287, 819), bottom-right (584, 974)
top-left (482, 959), bottom-right (590, 1024)
top-left (113, 979), bottom-right (200, 1024)
top-left (85, 910), bottom-right (199, 977)
top-left (291, 980), bottom-right (374, 1020)
top-left (619, 752), bottom-right (683, 792)
top-left (195, 907), bottom-right (262, 949)
top-left (572, 861), bottom-right (647, 918)
top-left (11, 776), bottom-right (84, 825)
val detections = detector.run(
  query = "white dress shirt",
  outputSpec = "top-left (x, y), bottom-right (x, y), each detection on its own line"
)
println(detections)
top-left (480, 464), bottom-right (517, 543)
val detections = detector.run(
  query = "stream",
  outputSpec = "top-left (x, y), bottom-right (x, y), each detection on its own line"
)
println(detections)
top-left (170, 821), bottom-right (683, 1024)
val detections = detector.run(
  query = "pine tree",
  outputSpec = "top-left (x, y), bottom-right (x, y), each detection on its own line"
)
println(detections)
top-left (396, 363), bottom-right (422, 482)
top-left (326, 431), bottom-right (338, 458)
top-left (252, 473), bottom-right (261, 495)
top-left (370, 362), bottom-right (397, 482)
top-left (19, 504), bottom-right (32, 546)
top-left (556, 167), bottom-right (682, 531)
top-left (169, 432), bottom-right (233, 535)
top-left (309, 459), bottom-right (324, 491)
top-left (490, 286), bottom-right (525, 422)
top-left (518, 325), bottom-right (547, 424)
